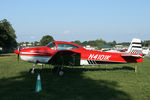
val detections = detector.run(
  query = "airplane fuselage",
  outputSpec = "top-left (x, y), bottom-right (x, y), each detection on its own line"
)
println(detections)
top-left (14, 41), bottom-right (143, 66)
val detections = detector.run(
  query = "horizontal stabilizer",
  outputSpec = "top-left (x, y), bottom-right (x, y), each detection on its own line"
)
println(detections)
top-left (121, 54), bottom-right (143, 58)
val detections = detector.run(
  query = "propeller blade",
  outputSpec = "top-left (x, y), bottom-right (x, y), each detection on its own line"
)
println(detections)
top-left (17, 46), bottom-right (21, 62)
top-left (17, 54), bottom-right (20, 62)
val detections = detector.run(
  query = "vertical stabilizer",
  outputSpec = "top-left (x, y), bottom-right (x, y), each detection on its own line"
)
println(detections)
top-left (127, 38), bottom-right (142, 54)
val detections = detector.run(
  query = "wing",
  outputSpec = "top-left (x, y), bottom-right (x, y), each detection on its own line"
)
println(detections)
top-left (48, 50), bottom-right (81, 66)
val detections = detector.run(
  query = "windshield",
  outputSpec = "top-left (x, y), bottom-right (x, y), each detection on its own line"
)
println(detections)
top-left (46, 42), bottom-right (56, 50)
top-left (57, 43), bottom-right (79, 50)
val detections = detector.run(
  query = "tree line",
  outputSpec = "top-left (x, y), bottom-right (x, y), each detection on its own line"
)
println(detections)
top-left (22, 36), bottom-right (150, 48)
top-left (71, 39), bottom-right (117, 47)
top-left (18, 35), bottom-right (55, 46)
top-left (20, 36), bottom-right (150, 48)
top-left (19, 37), bottom-right (117, 47)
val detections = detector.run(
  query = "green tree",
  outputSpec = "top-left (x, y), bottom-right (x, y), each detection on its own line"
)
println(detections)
top-left (0, 19), bottom-right (17, 49)
top-left (82, 41), bottom-right (88, 46)
top-left (88, 40), bottom-right (96, 46)
top-left (106, 40), bottom-right (116, 46)
top-left (95, 39), bottom-right (106, 46)
top-left (112, 40), bottom-right (116, 46)
top-left (40, 35), bottom-right (54, 46)
top-left (71, 40), bottom-right (82, 46)
top-left (142, 40), bottom-right (150, 47)
top-left (34, 41), bottom-right (40, 46)
top-left (117, 42), bottom-right (130, 46)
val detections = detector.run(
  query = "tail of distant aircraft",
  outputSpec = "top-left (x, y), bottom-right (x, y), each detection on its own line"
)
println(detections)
top-left (127, 38), bottom-right (142, 54)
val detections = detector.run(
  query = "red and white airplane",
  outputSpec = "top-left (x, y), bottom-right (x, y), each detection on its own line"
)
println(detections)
top-left (14, 38), bottom-right (143, 75)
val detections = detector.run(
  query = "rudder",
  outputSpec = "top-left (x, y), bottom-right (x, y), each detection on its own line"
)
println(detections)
top-left (127, 38), bottom-right (142, 54)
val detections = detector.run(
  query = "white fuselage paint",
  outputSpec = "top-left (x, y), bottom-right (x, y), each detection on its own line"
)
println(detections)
top-left (20, 55), bottom-right (51, 63)
top-left (80, 59), bottom-right (89, 65)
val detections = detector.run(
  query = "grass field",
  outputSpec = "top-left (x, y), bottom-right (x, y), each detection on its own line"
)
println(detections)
top-left (0, 53), bottom-right (150, 100)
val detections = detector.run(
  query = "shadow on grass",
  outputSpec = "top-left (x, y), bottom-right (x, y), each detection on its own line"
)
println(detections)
top-left (0, 68), bottom-right (132, 100)
top-left (64, 66), bottom-right (135, 72)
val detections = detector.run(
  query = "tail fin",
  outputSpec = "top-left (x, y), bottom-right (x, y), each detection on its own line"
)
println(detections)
top-left (127, 38), bottom-right (142, 54)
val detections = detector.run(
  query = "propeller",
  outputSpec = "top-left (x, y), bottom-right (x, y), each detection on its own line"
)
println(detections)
top-left (14, 46), bottom-right (21, 62)
top-left (17, 54), bottom-right (20, 62)
top-left (17, 46), bottom-right (21, 62)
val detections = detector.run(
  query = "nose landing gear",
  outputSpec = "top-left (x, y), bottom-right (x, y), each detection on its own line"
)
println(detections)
top-left (29, 63), bottom-right (45, 74)
top-left (31, 67), bottom-right (35, 74)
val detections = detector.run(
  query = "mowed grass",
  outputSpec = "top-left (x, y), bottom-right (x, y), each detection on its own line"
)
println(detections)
top-left (0, 53), bottom-right (150, 100)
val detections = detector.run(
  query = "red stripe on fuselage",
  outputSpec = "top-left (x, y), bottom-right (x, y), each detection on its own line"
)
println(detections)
top-left (19, 47), bottom-right (56, 57)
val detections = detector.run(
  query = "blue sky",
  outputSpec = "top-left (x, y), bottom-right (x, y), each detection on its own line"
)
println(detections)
top-left (0, 0), bottom-right (150, 43)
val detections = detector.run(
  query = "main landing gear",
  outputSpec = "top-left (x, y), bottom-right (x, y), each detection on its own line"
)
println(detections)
top-left (52, 55), bottom-right (65, 76)
top-left (53, 65), bottom-right (64, 76)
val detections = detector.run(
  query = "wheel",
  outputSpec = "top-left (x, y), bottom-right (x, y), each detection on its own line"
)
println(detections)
top-left (58, 70), bottom-right (64, 76)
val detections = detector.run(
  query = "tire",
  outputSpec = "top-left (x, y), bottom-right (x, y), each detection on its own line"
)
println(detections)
top-left (58, 70), bottom-right (64, 76)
